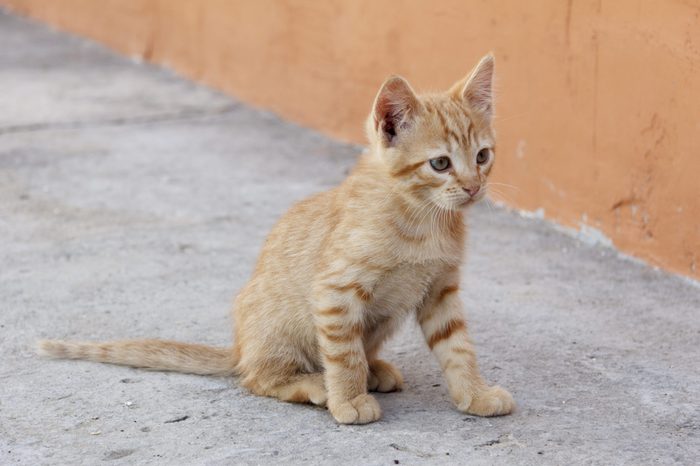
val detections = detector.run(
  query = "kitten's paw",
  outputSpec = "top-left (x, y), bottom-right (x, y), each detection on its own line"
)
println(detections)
top-left (306, 384), bottom-right (328, 407)
top-left (329, 394), bottom-right (382, 424)
top-left (368, 359), bottom-right (404, 392)
top-left (458, 385), bottom-right (515, 417)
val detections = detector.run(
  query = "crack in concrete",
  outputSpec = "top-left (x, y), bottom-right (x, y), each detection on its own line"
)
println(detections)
top-left (164, 415), bottom-right (189, 424)
top-left (0, 105), bottom-right (240, 136)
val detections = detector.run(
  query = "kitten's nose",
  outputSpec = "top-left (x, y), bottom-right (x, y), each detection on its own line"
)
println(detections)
top-left (463, 185), bottom-right (480, 197)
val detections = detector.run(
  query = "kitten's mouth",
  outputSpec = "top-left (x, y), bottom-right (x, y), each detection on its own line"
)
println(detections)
top-left (457, 193), bottom-right (485, 208)
top-left (457, 199), bottom-right (472, 208)
top-left (457, 197), bottom-right (478, 208)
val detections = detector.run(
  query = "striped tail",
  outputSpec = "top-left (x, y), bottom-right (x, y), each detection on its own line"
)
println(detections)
top-left (37, 339), bottom-right (238, 376)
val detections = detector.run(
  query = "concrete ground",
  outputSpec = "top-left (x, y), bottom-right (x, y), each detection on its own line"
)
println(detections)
top-left (1, 11), bottom-right (698, 466)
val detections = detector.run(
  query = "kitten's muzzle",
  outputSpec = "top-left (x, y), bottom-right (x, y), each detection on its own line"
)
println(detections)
top-left (462, 185), bottom-right (481, 197)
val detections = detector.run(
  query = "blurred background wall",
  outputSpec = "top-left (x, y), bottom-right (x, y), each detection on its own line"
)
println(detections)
top-left (2, 0), bottom-right (698, 281)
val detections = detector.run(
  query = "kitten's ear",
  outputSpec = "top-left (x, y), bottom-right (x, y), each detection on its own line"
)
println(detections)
top-left (372, 75), bottom-right (421, 145)
top-left (452, 53), bottom-right (495, 120)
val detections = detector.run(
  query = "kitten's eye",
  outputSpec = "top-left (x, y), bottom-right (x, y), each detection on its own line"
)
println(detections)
top-left (429, 156), bottom-right (451, 172)
top-left (476, 149), bottom-right (490, 165)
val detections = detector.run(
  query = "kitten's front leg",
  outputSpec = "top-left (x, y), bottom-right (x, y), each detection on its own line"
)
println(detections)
top-left (313, 280), bottom-right (381, 425)
top-left (418, 280), bottom-right (515, 416)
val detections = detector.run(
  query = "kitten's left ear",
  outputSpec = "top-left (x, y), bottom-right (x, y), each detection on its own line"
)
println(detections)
top-left (452, 53), bottom-right (495, 120)
top-left (372, 75), bottom-right (421, 146)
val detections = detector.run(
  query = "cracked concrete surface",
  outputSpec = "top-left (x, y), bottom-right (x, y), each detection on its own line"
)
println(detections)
top-left (1, 11), bottom-right (699, 466)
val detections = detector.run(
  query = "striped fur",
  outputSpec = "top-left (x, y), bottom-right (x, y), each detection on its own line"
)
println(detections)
top-left (38, 54), bottom-right (514, 424)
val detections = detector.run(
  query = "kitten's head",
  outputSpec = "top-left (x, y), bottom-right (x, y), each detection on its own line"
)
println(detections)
top-left (367, 54), bottom-right (496, 211)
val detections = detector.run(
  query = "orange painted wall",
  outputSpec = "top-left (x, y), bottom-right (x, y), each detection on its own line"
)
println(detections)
top-left (3, 0), bottom-right (698, 280)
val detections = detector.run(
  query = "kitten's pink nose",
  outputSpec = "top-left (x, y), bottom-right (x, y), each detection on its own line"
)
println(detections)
top-left (463, 185), bottom-right (480, 197)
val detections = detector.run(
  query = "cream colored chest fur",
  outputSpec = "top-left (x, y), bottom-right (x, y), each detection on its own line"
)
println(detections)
top-left (366, 261), bottom-right (447, 322)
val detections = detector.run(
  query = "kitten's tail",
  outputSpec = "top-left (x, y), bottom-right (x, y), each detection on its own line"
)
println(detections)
top-left (37, 339), bottom-right (238, 376)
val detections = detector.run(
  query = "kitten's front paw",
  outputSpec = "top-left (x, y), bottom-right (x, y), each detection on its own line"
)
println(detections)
top-left (457, 385), bottom-right (515, 417)
top-left (368, 359), bottom-right (404, 392)
top-left (329, 394), bottom-right (382, 424)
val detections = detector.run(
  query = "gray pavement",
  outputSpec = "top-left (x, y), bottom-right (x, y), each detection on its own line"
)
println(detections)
top-left (1, 11), bottom-right (699, 466)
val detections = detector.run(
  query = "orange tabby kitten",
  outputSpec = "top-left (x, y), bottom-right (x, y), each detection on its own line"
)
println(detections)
top-left (39, 54), bottom-right (515, 424)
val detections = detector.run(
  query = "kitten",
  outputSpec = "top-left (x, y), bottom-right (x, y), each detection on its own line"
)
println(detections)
top-left (39, 54), bottom-right (515, 424)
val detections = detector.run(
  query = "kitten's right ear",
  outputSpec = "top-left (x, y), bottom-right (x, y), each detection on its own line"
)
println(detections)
top-left (372, 76), bottom-right (421, 146)
top-left (451, 53), bottom-right (495, 120)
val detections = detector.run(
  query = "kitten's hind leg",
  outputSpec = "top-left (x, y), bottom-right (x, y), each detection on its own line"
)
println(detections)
top-left (264, 373), bottom-right (328, 407)
top-left (368, 359), bottom-right (404, 392)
